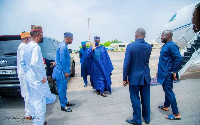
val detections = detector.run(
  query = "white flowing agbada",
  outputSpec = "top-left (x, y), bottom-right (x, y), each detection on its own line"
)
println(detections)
top-left (17, 42), bottom-right (32, 117)
top-left (22, 41), bottom-right (56, 125)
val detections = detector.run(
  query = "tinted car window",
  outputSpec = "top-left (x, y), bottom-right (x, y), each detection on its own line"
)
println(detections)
top-left (0, 40), bottom-right (21, 56)
top-left (38, 37), bottom-right (57, 60)
top-left (39, 38), bottom-right (57, 53)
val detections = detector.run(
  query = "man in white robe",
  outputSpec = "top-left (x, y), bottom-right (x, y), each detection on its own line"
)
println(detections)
top-left (21, 25), bottom-right (56, 125)
top-left (17, 31), bottom-right (32, 120)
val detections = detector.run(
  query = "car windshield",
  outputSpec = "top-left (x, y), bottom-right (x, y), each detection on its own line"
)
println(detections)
top-left (39, 37), bottom-right (57, 54)
top-left (0, 40), bottom-right (21, 56)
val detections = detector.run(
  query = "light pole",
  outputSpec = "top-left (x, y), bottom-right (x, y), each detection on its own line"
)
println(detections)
top-left (86, 17), bottom-right (90, 42)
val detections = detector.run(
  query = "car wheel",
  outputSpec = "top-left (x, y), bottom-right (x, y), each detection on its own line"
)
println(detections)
top-left (0, 93), bottom-right (6, 97)
top-left (70, 62), bottom-right (75, 77)
top-left (48, 77), bottom-right (58, 95)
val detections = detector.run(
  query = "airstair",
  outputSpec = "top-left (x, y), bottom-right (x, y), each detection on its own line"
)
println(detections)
top-left (178, 24), bottom-right (200, 77)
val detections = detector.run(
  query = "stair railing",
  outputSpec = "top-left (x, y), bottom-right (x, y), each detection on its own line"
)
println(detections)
top-left (178, 24), bottom-right (200, 55)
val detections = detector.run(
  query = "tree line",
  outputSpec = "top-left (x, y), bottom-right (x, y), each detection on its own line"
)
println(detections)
top-left (79, 39), bottom-right (133, 49)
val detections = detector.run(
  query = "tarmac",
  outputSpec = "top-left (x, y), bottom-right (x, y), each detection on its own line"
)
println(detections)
top-left (0, 50), bottom-right (200, 125)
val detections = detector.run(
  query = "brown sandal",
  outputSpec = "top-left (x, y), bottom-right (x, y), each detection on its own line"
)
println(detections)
top-left (158, 105), bottom-right (169, 111)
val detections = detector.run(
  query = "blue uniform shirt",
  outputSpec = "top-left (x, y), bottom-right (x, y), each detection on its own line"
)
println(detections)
top-left (123, 39), bottom-right (152, 85)
top-left (157, 41), bottom-right (183, 84)
top-left (55, 41), bottom-right (70, 74)
top-left (79, 47), bottom-right (88, 67)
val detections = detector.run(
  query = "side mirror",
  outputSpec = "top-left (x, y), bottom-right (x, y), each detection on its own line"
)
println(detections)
top-left (68, 49), bottom-right (72, 53)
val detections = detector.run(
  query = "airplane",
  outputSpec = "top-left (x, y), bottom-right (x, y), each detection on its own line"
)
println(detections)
top-left (156, 1), bottom-right (200, 78)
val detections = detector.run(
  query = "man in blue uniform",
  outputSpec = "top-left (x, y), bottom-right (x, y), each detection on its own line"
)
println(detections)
top-left (157, 30), bottom-right (182, 120)
top-left (79, 41), bottom-right (89, 87)
top-left (123, 28), bottom-right (152, 125)
top-left (52, 32), bottom-right (75, 112)
top-left (87, 36), bottom-right (113, 97)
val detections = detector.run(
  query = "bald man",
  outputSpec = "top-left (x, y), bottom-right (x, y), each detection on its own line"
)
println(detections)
top-left (123, 28), bottom-right (152, 125)
top-left (157, 30), bottom-right (182, 120)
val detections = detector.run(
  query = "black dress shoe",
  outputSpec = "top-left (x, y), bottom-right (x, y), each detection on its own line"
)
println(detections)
top-left (126, 119), bottom-right (141, 125)
top-left (84, 85), bottom-right (87, 87)
top-left (96, 91), bottom-right (100, 95)
top-left (61, 107), bottom-right (72, 112)
top-left (66, 102), bottom-right (75, 106)
top-left (100, 93), bottom-right (107, 97)
top-left (145, 121), bottom-right (150, 124)
top-left (44, 121), bottom-right (47, 125)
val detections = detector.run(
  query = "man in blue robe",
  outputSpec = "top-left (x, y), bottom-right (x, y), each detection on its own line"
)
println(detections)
top-left (123, 28), bottom-right (152, 125)
top-left (79, 41), bottom-right (89, 87)
top-left (52, 32), bottom-right (75, 112)
top-left (157, 30), bottom-right (182, 120)
top-left (87, 36), bottom-right (114, 97)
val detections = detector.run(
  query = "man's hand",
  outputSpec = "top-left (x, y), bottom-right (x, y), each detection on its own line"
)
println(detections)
top-left (123, 81), bottom-right (129, 87)
top-left (42, 77), bottom-right (46, 84)
top-left (50, 62), bottom-right (56, 67)
top-left (92, 43), bottom-right (96, 51)
top-left (156, 72), bottom-right (157, 77)
top-left (172, 72), bottom-right (178, 81)
top-left (65, 73), bottom-right (69, 79)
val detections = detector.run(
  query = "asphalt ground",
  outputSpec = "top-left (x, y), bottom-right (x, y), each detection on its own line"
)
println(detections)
top-left (0, 50), bottom-right (200, 125)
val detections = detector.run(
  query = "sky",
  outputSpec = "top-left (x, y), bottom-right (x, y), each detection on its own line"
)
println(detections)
top-left (0, 0), bottom-right (199, 50)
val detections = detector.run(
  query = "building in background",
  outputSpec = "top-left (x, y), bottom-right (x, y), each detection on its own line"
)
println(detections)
top-left (147, 40), bottom-right (161, 49)
top-left (105, 47), bottom-right (114, 52)
top-left (86, 41), bottom-right (93, 46)
top-left (110, 43), bottom-right (129, 51)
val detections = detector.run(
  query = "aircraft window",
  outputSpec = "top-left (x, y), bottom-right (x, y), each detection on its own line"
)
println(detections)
top-left (169, 13), bottom-right (177, 22)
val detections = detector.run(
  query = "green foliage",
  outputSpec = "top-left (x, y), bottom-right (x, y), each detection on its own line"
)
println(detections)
top-left (131, 41), bottom-right (135, 43)
top-left (110, 39), bottom-right (122, 43)
top-left (79, 39), bottom-right (123, 49)
top-left (86, 44), bottom-right (92, 48)
top-left (121, 48), bottom-right (124, 51)
top-left (79, 44), bottom-right (92, 50)
top-left (104, 41), bottom-right (111, 47)
top-left (116, 48), bottom-right (118, 50)
top-left (102, 39), bottom-right (122, 48)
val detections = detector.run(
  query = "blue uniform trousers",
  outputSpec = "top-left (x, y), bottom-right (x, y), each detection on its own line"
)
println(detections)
top-left (57, 74), bottom-right (68, 108)
top-left (90, 75), bottom-right (93, 86)
top-left (162, 75), bottom-right (179, 114)
top-left (129, 83), bottom-right (150, 124)
top-left (83, 76), bottom-right (88, 86)
top-left (81, 66), bottom-right (88, 85)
